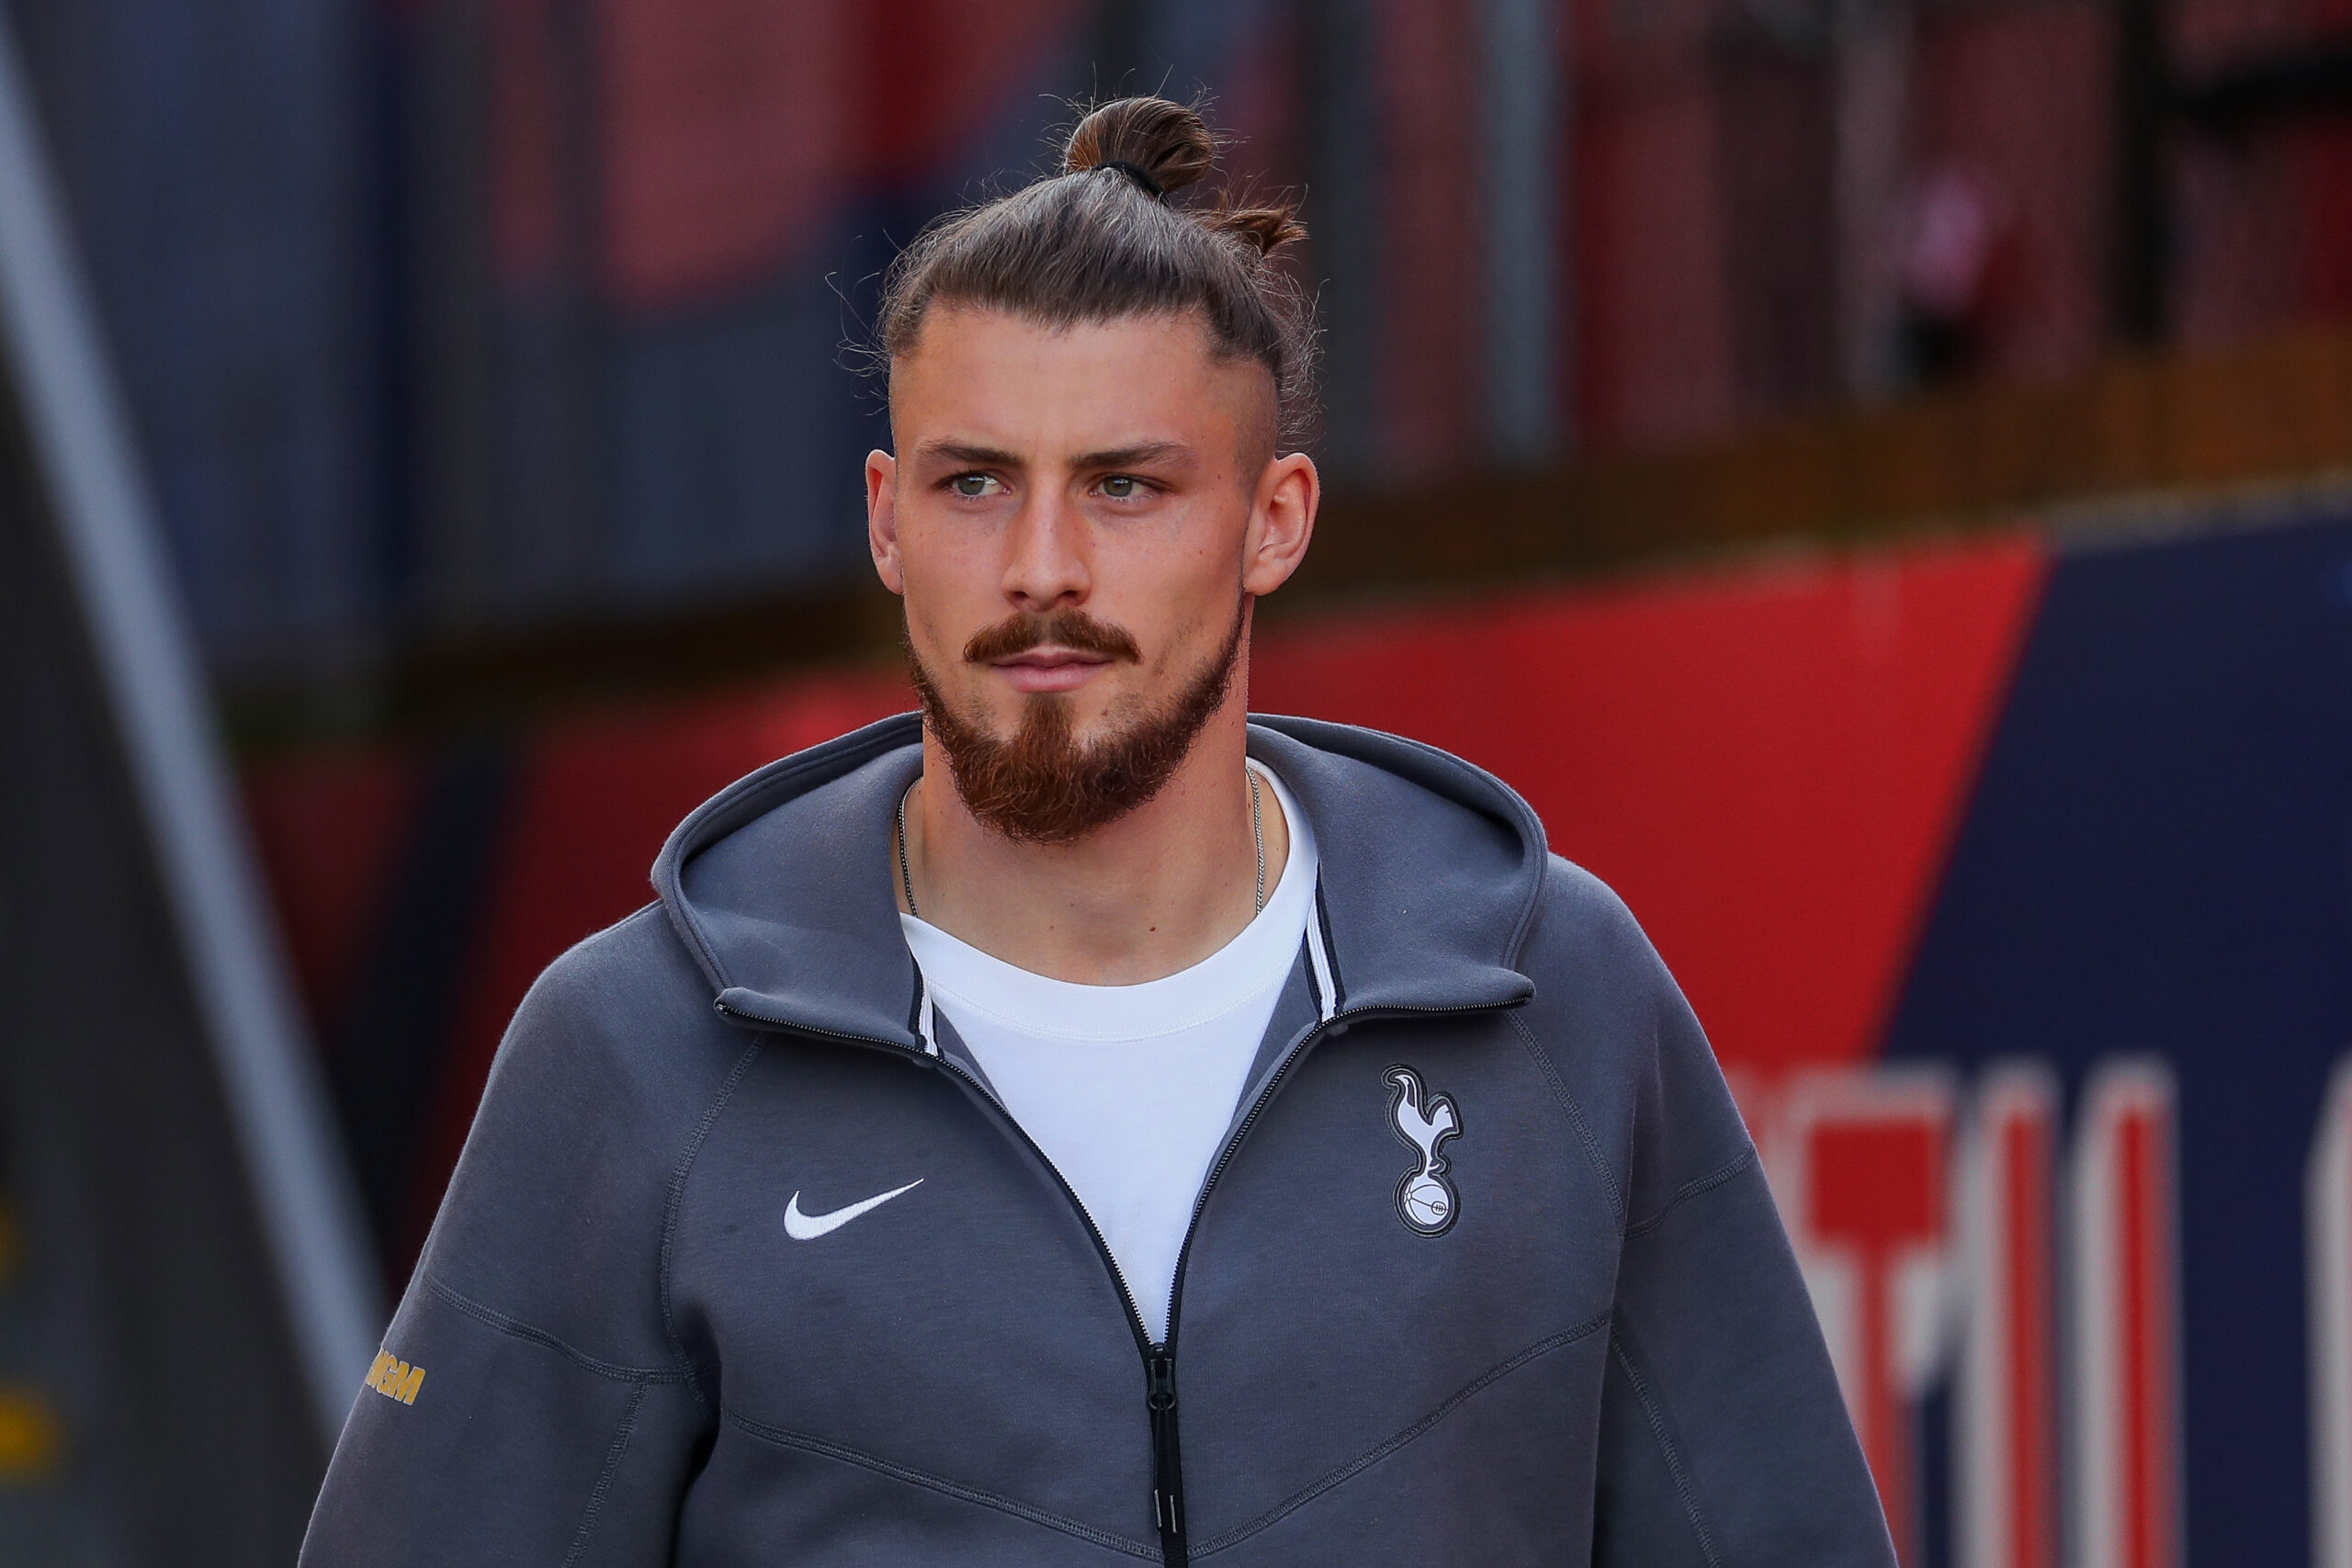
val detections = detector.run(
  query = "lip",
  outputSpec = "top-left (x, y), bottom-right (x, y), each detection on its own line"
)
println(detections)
top-left (988, 645), bottom-right (1115, 694)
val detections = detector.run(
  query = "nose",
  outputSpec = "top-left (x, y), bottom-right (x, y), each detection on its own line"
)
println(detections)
top-left (1000, 485), bottom-right (1091, 611)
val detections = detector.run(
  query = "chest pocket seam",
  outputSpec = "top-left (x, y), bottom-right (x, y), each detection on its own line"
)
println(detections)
top-left (721, 1409), bottom-right (1162, 1560)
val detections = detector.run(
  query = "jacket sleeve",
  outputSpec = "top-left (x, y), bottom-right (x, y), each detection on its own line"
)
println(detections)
top-left (1528, 860), bottom-right (1895, 1568)
top-left (300, 910), bottom-right (728, 1567)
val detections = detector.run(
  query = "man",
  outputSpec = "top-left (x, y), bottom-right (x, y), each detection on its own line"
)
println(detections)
top-left (303, 97), bottom-right (1893, 1566)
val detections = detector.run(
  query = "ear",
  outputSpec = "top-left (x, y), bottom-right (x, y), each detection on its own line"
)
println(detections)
top-left (1241, 451), bottom-right (1318, 597)
top-left (867, 449), bottom-right (905, 595)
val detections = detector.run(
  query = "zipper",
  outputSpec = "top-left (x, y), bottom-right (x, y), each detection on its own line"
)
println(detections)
top-left (1147, 1349), bottom-right (1183, 1564)
top-left (717, 996), bottom-right (1182, 1552)
top-left (714, 997), bottom-right (1159, 1345)
top-left (714, 990), bottom-right (1519, 1567)
top-left (1161, 998), bottom-right (1519, 1347)
top-left (916, 1049), bottom-right (1194, 1565)
top-left (1136, 998), bottom-right (1521, 1563)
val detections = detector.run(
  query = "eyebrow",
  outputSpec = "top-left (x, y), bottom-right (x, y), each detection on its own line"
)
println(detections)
top-left (909, 439), bottom-right (1194, 471)
top-left (912, 441), bottom-right (1023, 469)
top-left (1070, 441), bottom-right (1191, 471)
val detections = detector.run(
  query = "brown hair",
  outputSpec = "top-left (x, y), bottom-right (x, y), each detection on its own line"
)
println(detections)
top-left (876, 96), bottom-right (1315, 449)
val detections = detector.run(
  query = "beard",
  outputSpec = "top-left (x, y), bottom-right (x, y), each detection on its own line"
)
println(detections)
top-left (910, 603), bottom-right (1247, 845)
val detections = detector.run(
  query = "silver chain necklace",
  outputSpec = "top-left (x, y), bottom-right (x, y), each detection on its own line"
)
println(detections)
top-left (896, 769), bottom-right (1267, 921)
top-left (1248, 765), bottom-right (1265, 912)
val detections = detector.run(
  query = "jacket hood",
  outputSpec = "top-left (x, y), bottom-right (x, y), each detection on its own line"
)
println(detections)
top-left (650, 712), bottom-right (1549, 1052)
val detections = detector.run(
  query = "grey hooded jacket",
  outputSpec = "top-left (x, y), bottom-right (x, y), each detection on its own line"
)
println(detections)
top-left (302, 713), bottom-right (1894, 1567)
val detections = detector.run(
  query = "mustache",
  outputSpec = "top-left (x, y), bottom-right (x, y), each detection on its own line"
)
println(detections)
top-left (963, 609), bottom-right (1142, 666)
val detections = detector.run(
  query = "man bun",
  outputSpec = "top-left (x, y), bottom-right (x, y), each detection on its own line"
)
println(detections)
top-left (877, 95), bottom-right (1318, 448)
top-left (1063, 96), bottom-right (1307, 261)
top-left (1064, 96), bottom-right (1216, 198)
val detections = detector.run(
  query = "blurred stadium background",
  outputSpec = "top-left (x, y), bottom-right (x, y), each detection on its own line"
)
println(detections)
top-left (2, 0), bottom-right (2351, 1562)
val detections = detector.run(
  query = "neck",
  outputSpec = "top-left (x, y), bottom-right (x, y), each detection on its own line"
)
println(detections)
top-left (901, 697), bottom-right (1290, 986)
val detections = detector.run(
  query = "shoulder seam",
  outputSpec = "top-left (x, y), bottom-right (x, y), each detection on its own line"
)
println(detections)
top-left (1507, 1014), bottom-right (1628, 1228)
top-left (422, 1276), bottom-right (695, 1383)
top-left (1623, 1146), bottom-right (1758, 1239)
top-left (547, 899), bottom-right (668, 972)
top-left (660, 1038), bottom-right (764, 1416)
top-left (1609, 1329), bottom-right (1725, 1568)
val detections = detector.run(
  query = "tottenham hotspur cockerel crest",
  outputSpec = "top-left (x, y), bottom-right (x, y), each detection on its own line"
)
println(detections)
top-left (1385, 1066), bottom-right (1463, 1235)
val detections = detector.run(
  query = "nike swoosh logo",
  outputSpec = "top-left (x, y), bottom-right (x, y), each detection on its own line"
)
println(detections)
top-left (783, 1179), bottom-right (923, 1241)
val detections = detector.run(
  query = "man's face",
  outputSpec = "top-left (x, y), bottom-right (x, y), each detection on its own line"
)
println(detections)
top-left (867, 306), bottom-right (1315, 839)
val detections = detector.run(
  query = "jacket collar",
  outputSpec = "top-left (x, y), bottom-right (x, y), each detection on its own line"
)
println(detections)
top-left (651, 712), bottom-right (1545, 1054)
top-left (1241, 716), bottom-right (1543, 1017)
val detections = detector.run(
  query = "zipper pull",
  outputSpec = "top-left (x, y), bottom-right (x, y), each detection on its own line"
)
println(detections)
top-left (1147, 1351), bottom-right (1184, 1556)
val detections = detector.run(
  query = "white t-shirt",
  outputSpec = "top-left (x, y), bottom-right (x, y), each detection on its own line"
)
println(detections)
top-left (899, 762), bottom-right (1317, 1344)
